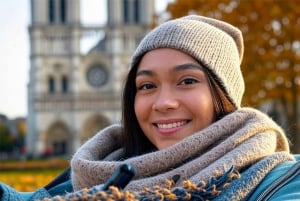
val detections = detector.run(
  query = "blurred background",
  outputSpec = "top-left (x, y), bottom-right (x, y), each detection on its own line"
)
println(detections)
top-left (0, 0), bottom-right (300, 189)
top-left (0, 0), bottom-right (172, 161)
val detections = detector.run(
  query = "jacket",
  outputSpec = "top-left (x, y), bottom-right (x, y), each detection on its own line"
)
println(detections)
top-left (247, 154), bottom-right (300, 200)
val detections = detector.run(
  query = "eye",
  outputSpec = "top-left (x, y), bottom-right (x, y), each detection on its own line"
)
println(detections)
top-left (179, 78), bottom-right (199, 85)
top-left (137, 83), bottom-right (156, 91)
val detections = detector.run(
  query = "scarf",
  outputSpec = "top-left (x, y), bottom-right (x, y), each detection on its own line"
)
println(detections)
top-left (70, 107), bottom-right (292, 197)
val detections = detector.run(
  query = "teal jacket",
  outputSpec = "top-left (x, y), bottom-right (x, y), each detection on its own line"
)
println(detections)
top-left (247, 154), bottom-right (300, 200)
top-left (0, 155), bottom-right (299, 200)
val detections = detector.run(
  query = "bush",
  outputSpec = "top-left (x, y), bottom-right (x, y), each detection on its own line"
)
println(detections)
top-left (0, 158), bottom-right (69, 170)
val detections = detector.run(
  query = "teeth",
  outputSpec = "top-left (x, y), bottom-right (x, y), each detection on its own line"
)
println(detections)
top-left (157, 121), bottom-right (186, 129)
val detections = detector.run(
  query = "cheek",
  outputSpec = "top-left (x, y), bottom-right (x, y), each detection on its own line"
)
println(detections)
top-left (202, 99), bottom-right (215, 123)
top-left (187, 92), bottom-right (215, 121)
top-left (134, 96), bottom-right (149, 122)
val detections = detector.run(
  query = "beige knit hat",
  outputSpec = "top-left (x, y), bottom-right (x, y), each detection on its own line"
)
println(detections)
top-left (131, 15), bottom-right (245, 108)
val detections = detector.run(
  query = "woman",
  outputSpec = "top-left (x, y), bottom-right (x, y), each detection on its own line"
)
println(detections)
top-left (1, 15), bottom-right (299, 201)
top-left (68, 15), bottom-right (300, 200)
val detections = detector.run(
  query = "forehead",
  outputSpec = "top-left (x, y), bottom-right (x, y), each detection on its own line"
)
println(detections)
top-left (137, 48), bottom-right (200, 70)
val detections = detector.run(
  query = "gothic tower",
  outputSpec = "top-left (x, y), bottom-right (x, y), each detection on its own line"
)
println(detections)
top-left (27, 0), bottom-right (154, 157)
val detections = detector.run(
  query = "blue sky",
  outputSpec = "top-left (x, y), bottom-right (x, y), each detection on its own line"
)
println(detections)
top-left (0, 0), bottom-right (171, 118)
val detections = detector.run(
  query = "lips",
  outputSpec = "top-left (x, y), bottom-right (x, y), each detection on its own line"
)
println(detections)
top-left (155, 120), bottom-right (188, 129)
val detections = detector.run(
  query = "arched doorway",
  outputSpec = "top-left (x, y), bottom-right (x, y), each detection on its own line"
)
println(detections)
top-left (80, 114), bottom-right (110, 144)
top-left (45, 121), bottom-right (70, 156)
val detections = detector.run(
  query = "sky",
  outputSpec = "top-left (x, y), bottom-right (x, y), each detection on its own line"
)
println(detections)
top-left (0, 0), bottom-right (172, 119)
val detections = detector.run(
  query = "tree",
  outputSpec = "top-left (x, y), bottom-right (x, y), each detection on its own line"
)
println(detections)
top-left (167, 0), bottom-right (300, 153)
top-left (0, 123), bottom-right (14, 152)
top-left (16, 120), bottom-right (26, 153)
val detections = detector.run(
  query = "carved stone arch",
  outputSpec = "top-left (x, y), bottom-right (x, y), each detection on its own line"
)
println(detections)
top-left (80, 114), bottom-right (110, 144)
top-left (45, 121), bottom-right (70, 156)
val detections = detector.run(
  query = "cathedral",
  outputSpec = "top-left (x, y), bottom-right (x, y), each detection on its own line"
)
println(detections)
top-left (26, 0), bottom-right (155, 157)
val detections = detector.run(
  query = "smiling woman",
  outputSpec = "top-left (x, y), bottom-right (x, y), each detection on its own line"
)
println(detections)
top-left (71, 14), bottom-right (299, 201)
top-left (0, 14), bottom-right (300, 201)
top-left (134, 48), bottom-right (215, 150)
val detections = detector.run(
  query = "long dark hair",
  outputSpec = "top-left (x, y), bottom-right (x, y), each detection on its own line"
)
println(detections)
top-left (121, 59), bottom-right (237, 158)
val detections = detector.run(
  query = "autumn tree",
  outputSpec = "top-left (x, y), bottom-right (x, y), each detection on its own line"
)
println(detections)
top-left (16, 120), bottom-right (26, 153)
top-left (167, 0), bottom-right (300, 153)
top-left (0, 123), bottom-right (14, 152)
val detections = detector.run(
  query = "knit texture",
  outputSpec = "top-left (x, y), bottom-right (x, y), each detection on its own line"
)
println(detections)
top-left (131, 15), bottom-right (244, 108)
top-left (45, 166), bottom-right (241, 201)
top-left (71, 107), bottom-right (291, 198)
top-left (43, 153), bottom-right (295, 201)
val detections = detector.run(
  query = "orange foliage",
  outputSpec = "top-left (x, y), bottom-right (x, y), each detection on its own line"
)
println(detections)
top-left (0, 159), bottom-right (68, 191)
top-left (0, 169), bottom-right (64, 191)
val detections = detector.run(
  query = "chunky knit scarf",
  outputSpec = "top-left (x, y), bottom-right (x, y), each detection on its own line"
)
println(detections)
top-left (70, 107), bottom-right (293, 199)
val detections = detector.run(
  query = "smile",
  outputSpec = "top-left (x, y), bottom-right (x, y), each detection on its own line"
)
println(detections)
top-left (156, 121), bottom-right (187, 129)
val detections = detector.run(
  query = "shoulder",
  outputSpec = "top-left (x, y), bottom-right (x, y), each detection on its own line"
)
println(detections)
top-left (0, 182), bottom-right (51, 201)
top-left (248, 154), bottom-right (300, 201)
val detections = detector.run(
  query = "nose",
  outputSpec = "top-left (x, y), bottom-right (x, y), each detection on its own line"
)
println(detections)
top-left (152, 87), bottom-right (179, 112)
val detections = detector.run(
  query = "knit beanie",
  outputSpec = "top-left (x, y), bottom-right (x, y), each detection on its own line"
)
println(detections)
top-left (131, 15), bottom-right (245, 108)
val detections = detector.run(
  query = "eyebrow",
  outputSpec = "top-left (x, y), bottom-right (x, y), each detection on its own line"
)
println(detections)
top-left (171, 63), bottom-right (204, 73)
top-left (136, 63), bottom-right (204, 77)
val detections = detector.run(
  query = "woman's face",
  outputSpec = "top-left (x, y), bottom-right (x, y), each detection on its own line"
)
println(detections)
top-left (134, 48), bottom-right (215, 150)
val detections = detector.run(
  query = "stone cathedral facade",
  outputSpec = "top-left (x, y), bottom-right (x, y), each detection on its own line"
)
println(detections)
top-left (26, 0), bottom-right (154, 157)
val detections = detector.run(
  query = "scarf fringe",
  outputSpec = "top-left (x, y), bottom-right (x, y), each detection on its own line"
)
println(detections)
top-left (42, 167), bottom-right (240, 201)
